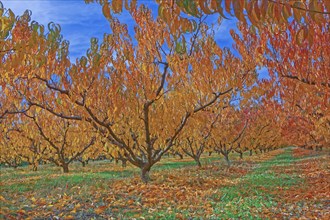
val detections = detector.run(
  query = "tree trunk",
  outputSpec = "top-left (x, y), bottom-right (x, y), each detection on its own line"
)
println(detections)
top-left (62, 163), bottom-right (69, 173)
top-left (239, 152), bottom-right (243, 159)
top-left (249, 150), bottom-right (253, 156)
top-left (141, 167), bottom-right (151, 183)
top-left (32, 165), bottom-right (38, 171)
top-left (195, 158), bottom-right (202, 167)
top-left (82, 161), bottom-right (86, 167)
top-left (224, 154), bottom-right (231, 167)
top-left (315, 146), bottom-right (323, 151)
top-left (208, 152), bottom-right (212, 156)
top-left (121, 159), bottom-right (127, 168)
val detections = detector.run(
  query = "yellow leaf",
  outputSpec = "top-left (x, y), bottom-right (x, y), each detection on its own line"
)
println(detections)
top-left (0, 195), bottom-right (6, 202)
top-left (64, 215), bottom-right (74, 220)
top-left (94, 205), bottom-right (107, 214)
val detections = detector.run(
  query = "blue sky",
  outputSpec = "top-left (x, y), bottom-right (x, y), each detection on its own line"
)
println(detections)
top-left (3, 0), bottom-right (110, 59)
top-left (2, 0), bottom-right (239, 61)
top-left (2, 1), bottom-right (269, 78)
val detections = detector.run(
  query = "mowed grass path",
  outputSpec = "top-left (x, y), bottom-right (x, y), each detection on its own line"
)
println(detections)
top-left (0, 148), bottom-right (329, 219)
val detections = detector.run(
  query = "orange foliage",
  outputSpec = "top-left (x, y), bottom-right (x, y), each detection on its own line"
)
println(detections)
top-left (86, 0), bottom-right (330, 43)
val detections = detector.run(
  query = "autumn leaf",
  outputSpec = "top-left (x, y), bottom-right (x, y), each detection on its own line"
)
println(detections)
top-left (94, 205), bottom-right (107, 214)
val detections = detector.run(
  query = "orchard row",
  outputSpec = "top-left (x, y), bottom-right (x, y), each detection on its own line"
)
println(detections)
top-left (1, 2), bottom-right (328, 182)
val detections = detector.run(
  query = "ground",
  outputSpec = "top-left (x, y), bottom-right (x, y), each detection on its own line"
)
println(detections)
top-left (0, 147), bottom-right (329, 219)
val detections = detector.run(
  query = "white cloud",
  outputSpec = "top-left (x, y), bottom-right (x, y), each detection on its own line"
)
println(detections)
top-left (2, 0), bottom-right (111, 60)
top-left (2, 1), bottom-right (235, 59)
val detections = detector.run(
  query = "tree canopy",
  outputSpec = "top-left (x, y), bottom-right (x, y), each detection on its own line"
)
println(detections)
top-left (1, 0), bottom-right (329, 182)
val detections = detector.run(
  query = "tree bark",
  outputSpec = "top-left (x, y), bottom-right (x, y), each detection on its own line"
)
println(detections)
top-left (32, 165), bottom-right (38, 171)
top-left (121, 159), bottom-right (127, 168)
top-left (224, 154), bottom-right (231, 167)
top-left (141, 167), bottom-right (151, 183)
top-left (195, 158), bottom-right (202, 167)
top-left (315, 145), bottom-right (323, 151)
top-left (62, 163), bottom-right (69, 173)
top-left (239, 152), bottom-right (243, 159)
top-left (249, 150), bottom-right (253, 156)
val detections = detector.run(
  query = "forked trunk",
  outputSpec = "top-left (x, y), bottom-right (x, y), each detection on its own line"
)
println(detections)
top-left (195, 158), bottom-right (202, 167)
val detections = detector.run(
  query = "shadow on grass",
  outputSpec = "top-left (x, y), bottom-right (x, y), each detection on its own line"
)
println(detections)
top-left (210, 148), bottom-right (302, 219)
top-left (146, 148), bottom-right (302, 219)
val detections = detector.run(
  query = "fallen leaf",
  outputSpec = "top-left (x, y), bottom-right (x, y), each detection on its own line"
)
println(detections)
top-left (94, 205), bottom-right (107, 214)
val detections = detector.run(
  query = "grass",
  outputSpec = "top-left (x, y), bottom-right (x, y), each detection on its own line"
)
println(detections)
top-left (205, 149), bottom-right (302, 219)
top-left (0, 153), bottom-right (225, 196)
top-left (154, 155), bottom-right (222, 170)
top-left (1, 148), bottom-right (328, 219)
top-left (1, 170), bottom-right (138, 196)
top-left (143, 148), bottom-right (303, 219)
top-left (116, 149), bottom-right (301, 219)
